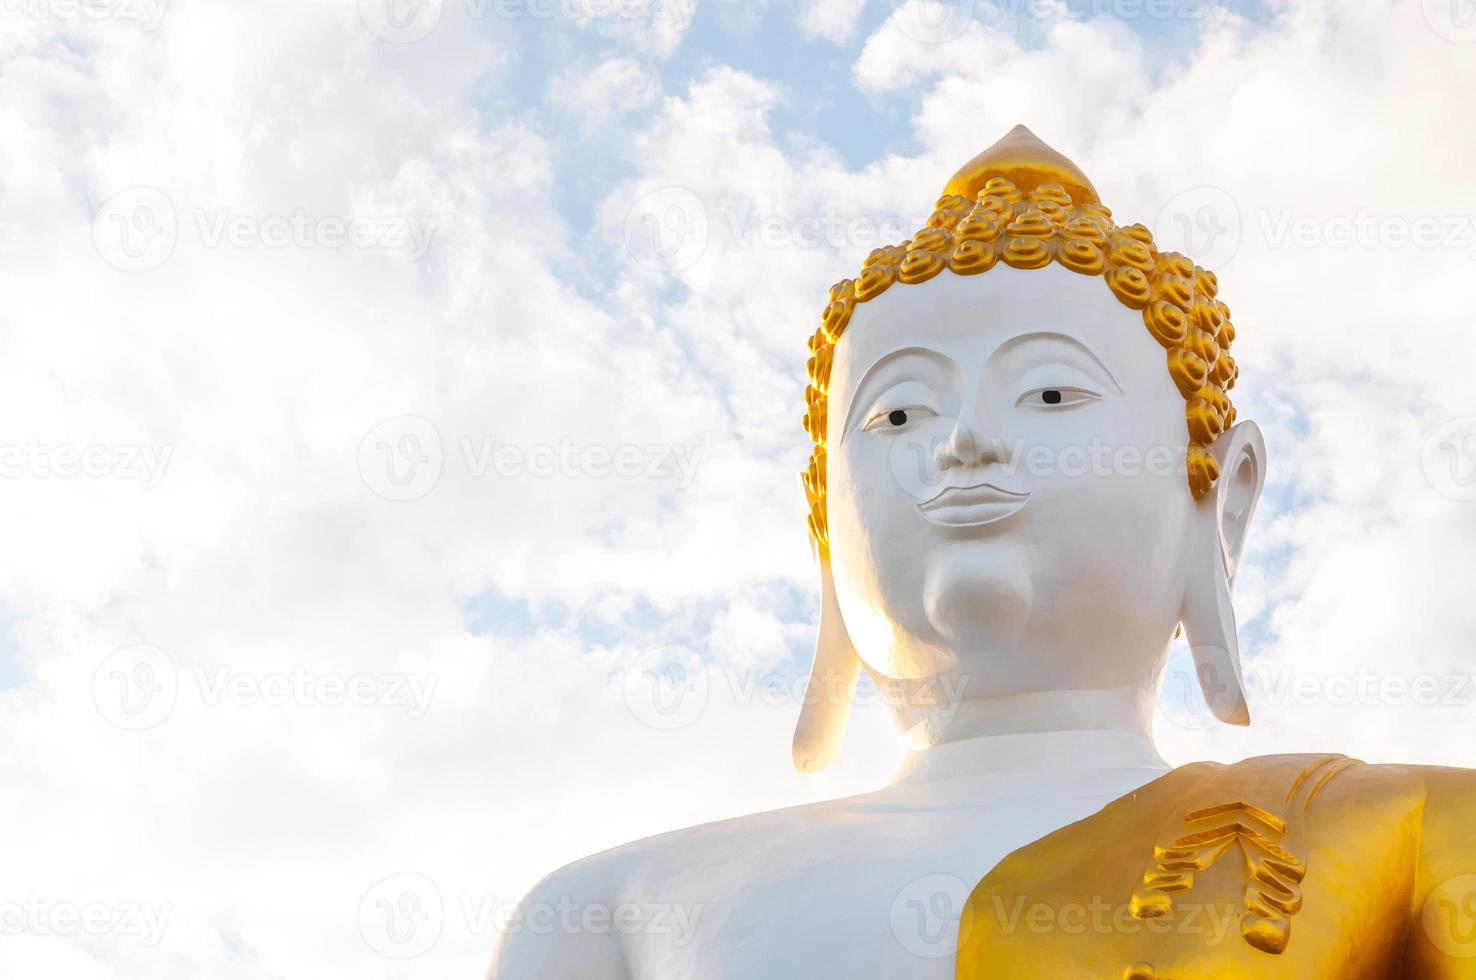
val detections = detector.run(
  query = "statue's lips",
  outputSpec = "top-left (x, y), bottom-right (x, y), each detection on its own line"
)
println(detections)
top-left (917, 482), bottom-right (1030, 527)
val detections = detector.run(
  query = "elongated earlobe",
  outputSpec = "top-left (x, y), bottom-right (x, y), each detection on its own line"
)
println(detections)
top-left (792, 556), bottom-right (861, 772)
top-left (1180, 421), bottom-right (1266, 727)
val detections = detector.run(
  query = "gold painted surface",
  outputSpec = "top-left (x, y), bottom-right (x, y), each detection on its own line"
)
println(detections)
top-left (801, 125), bottom-right (1239, 555)
top-left (943, 123), bottom-right (1102, 207)
top-left (954, 755), bottom-right (1476, 978)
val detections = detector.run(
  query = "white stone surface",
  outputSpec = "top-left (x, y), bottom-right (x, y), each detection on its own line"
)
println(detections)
top-left (487, 265), bottom-right (1264, 979)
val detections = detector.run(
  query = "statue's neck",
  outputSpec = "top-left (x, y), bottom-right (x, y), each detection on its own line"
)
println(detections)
top-left (887, 688), bottom-right (1167, 787)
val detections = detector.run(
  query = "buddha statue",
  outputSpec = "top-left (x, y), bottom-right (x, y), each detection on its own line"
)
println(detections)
top-left (487, 126), bottom-right (1476, 979)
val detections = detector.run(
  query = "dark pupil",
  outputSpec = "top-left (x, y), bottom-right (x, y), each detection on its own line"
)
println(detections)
top-left (888, 409), bottom-right (908, 426)
top-left (1042, 389), bottom-right (1063, 405)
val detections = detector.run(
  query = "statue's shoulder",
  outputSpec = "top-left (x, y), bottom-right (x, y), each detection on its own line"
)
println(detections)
top-left (1197, 753), bottom-right (1476, 853)
top-left (1141, 750), bottom-right (1476, 811)
top-left (1136, 752), bottom-right (1475, 870)
top-left (539, 789), bottom-right (865, 884)
top-left (959, 752), bottom-right (1476, 977)
top-left (484, 839), bottom-right (630, 979)
top-left (1395, 758), bottom-right (1476, 829)
top-left (488, 792), bottom-right (872, 978)
top-left (486, 817), bottom-right (717, 975)
top-left (1115, 755), bottom-right (1476, 962)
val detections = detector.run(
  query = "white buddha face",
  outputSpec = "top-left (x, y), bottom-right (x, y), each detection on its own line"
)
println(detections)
top-left (824, 264), bottom-right (1198, 701)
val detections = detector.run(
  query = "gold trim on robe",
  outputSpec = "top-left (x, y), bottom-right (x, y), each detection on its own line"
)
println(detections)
top-left (956, 754), bottom-right (1476, 978)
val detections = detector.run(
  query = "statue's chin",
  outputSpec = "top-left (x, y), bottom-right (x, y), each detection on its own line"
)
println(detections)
top-left (922, 552), bottom-right (1033, 648)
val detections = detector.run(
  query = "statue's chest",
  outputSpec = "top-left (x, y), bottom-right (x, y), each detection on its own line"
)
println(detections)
top-left (620, 784), bottom-right (1154, 978)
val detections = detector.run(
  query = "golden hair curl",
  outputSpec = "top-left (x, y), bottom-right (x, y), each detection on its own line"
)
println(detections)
top-left (801, 176), bottom-right (1239, 554)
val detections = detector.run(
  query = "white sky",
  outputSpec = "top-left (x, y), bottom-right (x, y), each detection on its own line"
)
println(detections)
top-left (2, 0), bottom-right (1476, 976)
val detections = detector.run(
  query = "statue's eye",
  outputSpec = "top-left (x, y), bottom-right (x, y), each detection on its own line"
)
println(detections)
top-left (864, 405), bottom-right (937, 431)
top-left (1018, 386), bottom-right (1098, 409)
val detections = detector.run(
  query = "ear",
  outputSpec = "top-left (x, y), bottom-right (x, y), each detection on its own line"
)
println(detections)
top-left (792, 553), bottom-right (862, 773)
top-left (1179, 420), bottom-right (1266, 726)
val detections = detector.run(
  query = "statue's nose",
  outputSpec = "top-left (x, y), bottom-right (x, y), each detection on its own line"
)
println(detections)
top-left (933, 417), bottom-right (1009, 470)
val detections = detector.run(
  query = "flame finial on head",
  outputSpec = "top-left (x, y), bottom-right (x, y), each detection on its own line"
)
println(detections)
top-left (942, 123), bottom-right (1100, 205)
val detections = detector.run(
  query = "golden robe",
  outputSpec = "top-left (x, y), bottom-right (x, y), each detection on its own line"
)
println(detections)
top-left (956, 754), bottom-right (1476, 978)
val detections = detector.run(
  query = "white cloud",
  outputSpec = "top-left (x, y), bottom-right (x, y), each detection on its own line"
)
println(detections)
top-left (798, 0), bottom-right (868, 43)
top-left (549, 55), bottom-right (662, 119)
top-left (564, 0), bottom-right (701, 58)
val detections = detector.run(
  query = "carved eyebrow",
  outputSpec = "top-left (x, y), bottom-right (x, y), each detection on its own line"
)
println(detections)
top-left (838, 346), bottom-right (954, 444)
top-left (992, 330), bottom-right (1124, 395)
